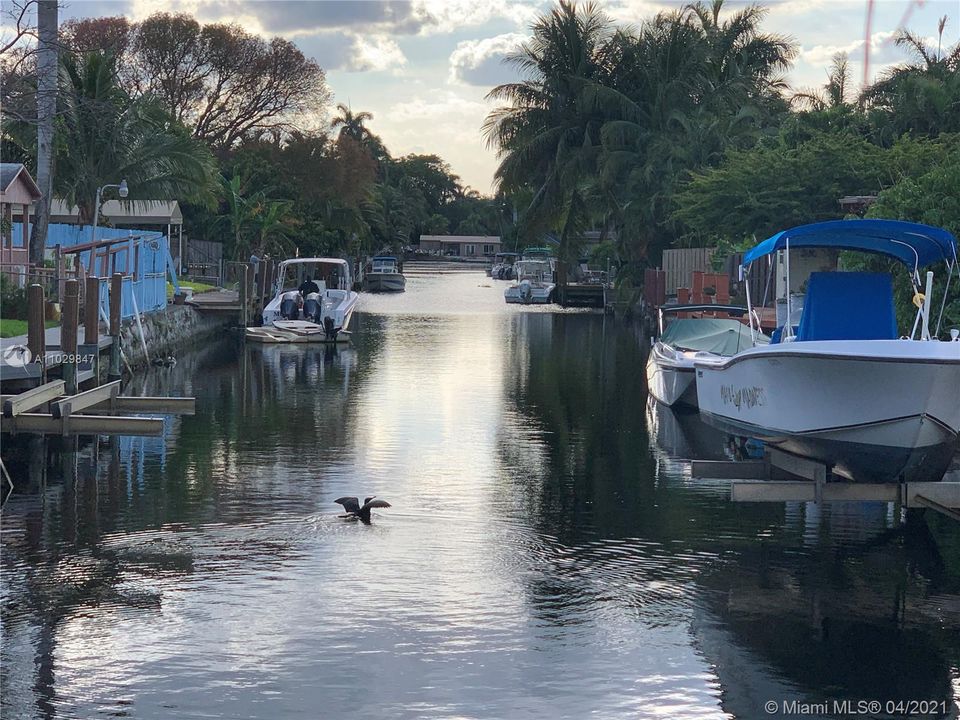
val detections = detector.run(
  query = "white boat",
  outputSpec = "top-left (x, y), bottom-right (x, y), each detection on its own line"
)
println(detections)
top-left (363, 255), bottom-right (406, 292)
top-left (504, 258), bottom-right (556, 304)
top-left (645, 305), bottom-right (767, 408)
top-left (256, 258), bottom-right (359, 342)
top-left (489, 252), bottom-right (520, 280)
top-left (695, 219), bottom-right (960, 482)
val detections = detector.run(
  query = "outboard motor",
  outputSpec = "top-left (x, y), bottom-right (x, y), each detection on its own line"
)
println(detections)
top-left (280, 292), bottom-right (299, 320)
top-left (519, 279), bottom-right (533, 303)
top-left (323, 315), bottom-right (339, 342)
top-left (303, 292), bottom-right (321, 323)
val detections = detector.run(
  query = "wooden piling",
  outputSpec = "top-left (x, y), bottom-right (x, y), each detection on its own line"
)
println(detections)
top-left (239, 264), bottom-right (249, 327)
top-left (108, 273), bottom-right (122, 381)
top-left (245, 261), bottom-right (256, 323)
top-left (61, 279), bottom-right (79, 395)
top-left (27, 283), bottom-right (46, 376)
top-left (84, 276), bottom-right (100, 345)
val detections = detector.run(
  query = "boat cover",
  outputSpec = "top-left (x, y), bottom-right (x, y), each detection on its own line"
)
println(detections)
top-left (742, 219), bottom-right (957, 269)
top-left (661, 318), bottom-right (768, 356)
top-left (796, 271), bottom-right (897, 341)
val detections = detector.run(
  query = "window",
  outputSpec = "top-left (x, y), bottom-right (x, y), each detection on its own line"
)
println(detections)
top-left (464, 244), bottom-right (476, 255)
top-left (483, 244), bottom-right (495, 255)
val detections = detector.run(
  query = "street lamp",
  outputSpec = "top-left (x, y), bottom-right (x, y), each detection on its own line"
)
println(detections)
top-left (91, 179), bottom-right (128, 243)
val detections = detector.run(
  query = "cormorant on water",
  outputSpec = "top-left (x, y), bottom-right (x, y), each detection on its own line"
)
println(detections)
top-left (335, 496), bottom-right (391, 523)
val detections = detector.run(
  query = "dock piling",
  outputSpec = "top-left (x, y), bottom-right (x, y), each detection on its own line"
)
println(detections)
top-left (83, 276), bottom-right (101, 382)
top-left (27, 283), bottom-right (46, 379)
top-left (61, 279), bottom-right (79, 395)
top-left (239, 264), bottom-right (249, 327)
top-left (109, 273), bottom-right (122, 381)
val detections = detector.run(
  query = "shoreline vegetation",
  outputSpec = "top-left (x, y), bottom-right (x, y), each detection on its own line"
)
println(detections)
top-left (1, 1), bottom-right (957, 330)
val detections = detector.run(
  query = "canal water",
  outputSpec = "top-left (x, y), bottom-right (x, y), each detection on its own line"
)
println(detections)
top-left (2, 271), bottom-right (959, 719)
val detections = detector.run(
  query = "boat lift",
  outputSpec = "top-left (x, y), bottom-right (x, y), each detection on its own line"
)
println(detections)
top-left (1, 379), bottom-right (194, 437)
top-left (693, 448), bottom-right (960, 522)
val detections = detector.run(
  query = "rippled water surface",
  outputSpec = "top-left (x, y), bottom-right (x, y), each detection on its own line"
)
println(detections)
top-left (3, 270), bottom-right (960, 719)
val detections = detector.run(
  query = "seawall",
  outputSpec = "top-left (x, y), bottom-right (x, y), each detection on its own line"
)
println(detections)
top-left (119, 304), bottom-right (229, 369)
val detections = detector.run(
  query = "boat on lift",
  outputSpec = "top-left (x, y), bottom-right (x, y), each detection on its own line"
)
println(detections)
top-left (646, 304), bottom-right (767, 408)
top-left (247, 257), bottom-right (359, 344)
top-left (489, 252), bottom-right (520, 279)
top-left (695, 219), bottom-right (960, 482)
top-left (363, 256), bottom-right (406, 292)
top-left (504, 254), bottom-right (556, 304)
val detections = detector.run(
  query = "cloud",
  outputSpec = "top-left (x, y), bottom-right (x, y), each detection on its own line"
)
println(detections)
top-left (414, 0), bottom-right (539, 35)
top-left (800, 30), bottom-right (899, 68)
top-left (389, 92), bottom-right (489, 124)
top-left (125, 0), bottom-right (538, 38)
top-left (449, 32), bottom-right (526, 86)
top-left (346, 34), bottom-right (408, 72)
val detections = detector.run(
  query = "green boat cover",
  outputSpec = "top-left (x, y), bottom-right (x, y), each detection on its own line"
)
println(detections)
top-left (661, 318), bottom-right (769, 356)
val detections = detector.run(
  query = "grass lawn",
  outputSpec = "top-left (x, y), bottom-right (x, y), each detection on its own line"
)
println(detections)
top-left (166, 280), bottom-right (217, 299)
top-left (0, 318), bottom-right (58, 338)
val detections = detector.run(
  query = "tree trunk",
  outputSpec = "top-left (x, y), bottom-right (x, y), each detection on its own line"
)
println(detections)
top-left (30, 0), bottom-right (58, 274)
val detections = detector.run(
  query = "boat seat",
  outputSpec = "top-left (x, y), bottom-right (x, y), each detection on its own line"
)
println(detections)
top-left (796, 272), bottom-right (897, 342)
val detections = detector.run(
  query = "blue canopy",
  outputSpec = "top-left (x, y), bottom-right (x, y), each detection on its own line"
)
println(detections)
top-left (742, 219), bottom-right (957, 269)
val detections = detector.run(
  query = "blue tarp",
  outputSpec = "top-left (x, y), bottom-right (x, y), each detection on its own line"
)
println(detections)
top-left (743, 219), bottom-right (958, 269)
top-left (796, 271), bottom-right (898, 341)
top-left (12, 222), bottom-right (176, 319)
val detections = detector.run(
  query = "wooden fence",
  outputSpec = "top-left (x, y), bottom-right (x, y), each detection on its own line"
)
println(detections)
top-left (661, 248), bottom-right (715, 294)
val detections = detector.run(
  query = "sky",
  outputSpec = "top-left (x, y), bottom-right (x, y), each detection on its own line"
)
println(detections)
top-left (43, 0), bottom-right (960, 192)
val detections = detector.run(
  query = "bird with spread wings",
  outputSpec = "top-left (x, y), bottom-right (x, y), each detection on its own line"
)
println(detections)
top-left (335, 496), bottom-right (391, 523)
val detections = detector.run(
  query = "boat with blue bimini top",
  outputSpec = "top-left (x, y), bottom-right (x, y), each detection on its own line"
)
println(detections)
top-left (646, 305), bottom-right (768, 409)
top-left (246, 257), bottom-right (359, 344)
top-left (363, 256), bottom-right (406, 292)
top-left (695, 219), bottom-right (960, 482)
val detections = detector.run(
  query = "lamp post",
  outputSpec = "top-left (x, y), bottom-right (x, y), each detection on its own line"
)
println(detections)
top-left (90, 179), bottom-right (128, 272)
top-left (91, 179), bottom-right (128, 243)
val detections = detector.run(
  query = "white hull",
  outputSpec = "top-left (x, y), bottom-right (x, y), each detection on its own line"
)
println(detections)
top-left (363, 272), bottom-right (406, 292)
top-left (263, 290), bottom-right (358, 331)
top-left (695, 340), bottom-right (960, 481)
top-left (504, 283), bottom-right (555, 304)
top-left (645, 343), bottom-right (698, 408)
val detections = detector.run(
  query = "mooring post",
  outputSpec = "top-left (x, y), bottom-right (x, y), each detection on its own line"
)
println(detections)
top-left (61, 279), bottom-right (79, 395)
top-left (27, 283), bottom-right (46, 380)
top-left (239, 264), bottom-right (249, 327)
top-left (84, 276), bottom-right (99, 345)
top-left (246, 261), bottom-right (256, 323)
top-left (108, 273), bottom-right (123, 381)
top-left (83, 276), bottom-right (101, 383)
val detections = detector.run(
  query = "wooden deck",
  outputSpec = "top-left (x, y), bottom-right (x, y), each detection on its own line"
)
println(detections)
top-left (1, 325), bottom-right (112, 382)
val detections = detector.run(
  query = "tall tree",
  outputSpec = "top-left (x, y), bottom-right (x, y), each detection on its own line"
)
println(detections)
top-left (29, 0), bottom-right (57, 268)
top-left (51, 51), bottom-right (216, 224)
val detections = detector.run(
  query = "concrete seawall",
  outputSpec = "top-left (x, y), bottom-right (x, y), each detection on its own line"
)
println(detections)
top-left (120, 305), bottom-right (229, 369)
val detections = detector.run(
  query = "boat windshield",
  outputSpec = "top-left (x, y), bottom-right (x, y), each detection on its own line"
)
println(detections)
top-left (371, 258), bottom-right (398, 273)
top-left (279, 261), bottom-right (347, 293)
top-left (515, 260), bottom-right (552, 280)
top-left (662, 318), bottom-right (768, 355)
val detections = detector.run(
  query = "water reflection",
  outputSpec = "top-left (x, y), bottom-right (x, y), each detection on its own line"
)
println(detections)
top-left (2, 274), bottom-right (959, 719)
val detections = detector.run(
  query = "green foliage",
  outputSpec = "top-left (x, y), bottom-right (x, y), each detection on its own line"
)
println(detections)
top-left (0, 274), bottom-right (28, 321)
top-left (865, 151), bottom-right (960, 334)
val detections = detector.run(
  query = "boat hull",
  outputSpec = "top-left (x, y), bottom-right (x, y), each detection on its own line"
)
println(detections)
top-left (645, 343), bottom-right (698, 408)
top-left (363, 273), bottom-right (406, 292)
top-left (504, 283), bottom-right (555, 304)
top-left (695, 340), bottom-right (960, 481)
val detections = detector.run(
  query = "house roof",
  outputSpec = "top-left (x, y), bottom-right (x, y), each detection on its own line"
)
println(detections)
top-left (419, 235), bottom-right (501, 244)
top-left (51, 199), bottom-right (182, 225)
top-left (0, 163), bottom-right (42, 200)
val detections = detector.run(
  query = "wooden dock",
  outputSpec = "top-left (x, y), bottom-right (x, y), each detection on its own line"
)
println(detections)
top-left (1, 379), bottom-right (194, 437)
top-left (693, 448), bottom-right (960, 521)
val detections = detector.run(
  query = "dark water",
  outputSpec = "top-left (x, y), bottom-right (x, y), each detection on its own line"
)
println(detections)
top-left (2, 272), bottom-right (959, 719)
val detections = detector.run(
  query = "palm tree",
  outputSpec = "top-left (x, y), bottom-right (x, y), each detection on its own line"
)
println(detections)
top-left (54, 51), bottom-right (216, 225)
top-left (792, 52), bottom-right (852, 110)
top-left (483, 1), bottom-right (613, 266)
top-left (860, 17), bottom-right (960, 140)
top-left (331, 103), bottom-right (389, 162)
